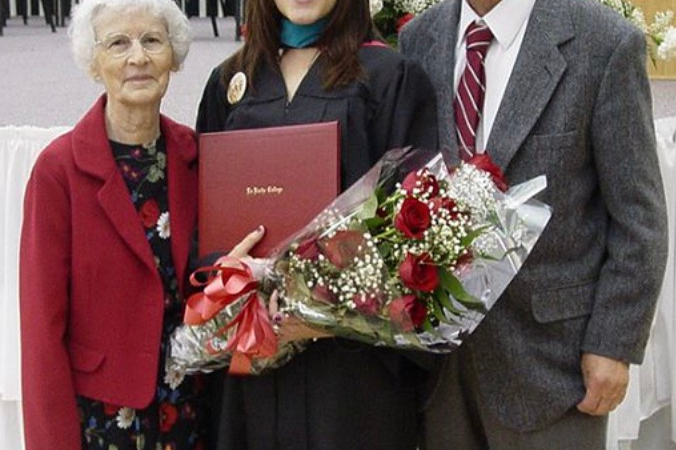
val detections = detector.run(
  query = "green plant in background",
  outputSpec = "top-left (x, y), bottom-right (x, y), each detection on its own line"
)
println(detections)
top-left (372, 0), bottom-right (676, 60)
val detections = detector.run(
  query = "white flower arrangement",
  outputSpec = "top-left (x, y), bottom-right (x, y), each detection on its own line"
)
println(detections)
top-left (371, 0), bottom-right (676, 61)
top-left (599, 0), bottom-right (676, 61)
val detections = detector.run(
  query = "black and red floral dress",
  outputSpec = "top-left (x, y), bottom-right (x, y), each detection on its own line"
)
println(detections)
top-left (76, 137), bottom-right (207, 450)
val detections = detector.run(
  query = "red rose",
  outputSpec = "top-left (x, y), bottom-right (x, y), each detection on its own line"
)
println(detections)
top-left (394, 197), bottom-right (431, 239)
top-left (467, 153), bottom-right (508, 192)
top-left (353, 293), bottom-right (382, 316)
top-left (399, 252), bottom-right (439, 292)
top-left (429, 196), bottom-right (457, 214)
top-left (159, 403), bottom-right (178, 432)
top-left (396, 13), bottom-right (415, 32)
top-left (139, 199), bottom-right (160, 228)
top-left (319, 230), bottom-right (366, 269)
top-left (401, 168), bottom-right (439, 196)
top-left (388, 294), bottom-right (427, 331)
top-left (456, 250), bottom-right (474, 268)
top-left (296, 236), bottom-right (320, 261)
top-left (312, 284), bottom-right (338, 304)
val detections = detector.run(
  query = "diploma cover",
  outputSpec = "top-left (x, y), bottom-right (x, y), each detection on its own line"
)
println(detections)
top-left (199, 122), bottom-right (340, 257)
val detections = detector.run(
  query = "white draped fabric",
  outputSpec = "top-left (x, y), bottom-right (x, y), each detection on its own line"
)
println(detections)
top-left (607, 117), bottom-right (676, 450)
top-left (0, 123), bottom-right (674, 450)
top-left (0, 126), bottom-right (70, 450)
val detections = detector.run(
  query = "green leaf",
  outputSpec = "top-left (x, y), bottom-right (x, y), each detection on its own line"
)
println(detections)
top-left (377, 242), bottom-right (392, 259)
top-left (438, 268), bottom-right (486, 313)
top-left (356, 193), bottom-right (379, 220)
top-left (430, 296), bottom-right (452, 323)
top-left (147, 165), bottom-right (164, 182)
top-left (136, 434), bottom-right (145, 450)
top-left (422, 317), bottom-right (435, 333)
top-left (434, 288), bottom-right (461, 316)
top-left (460, 225), bottom-right (491, 247)
top-left (364, 215), bottom-right (386, 231)
top-left (156, 151), bottom-right (167, 169)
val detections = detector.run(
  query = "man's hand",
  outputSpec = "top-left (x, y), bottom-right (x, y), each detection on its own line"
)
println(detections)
top-left (576, 352), bottom-right (629, 416)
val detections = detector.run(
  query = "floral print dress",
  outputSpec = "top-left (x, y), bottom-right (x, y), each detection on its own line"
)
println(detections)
top-left (76, 137), bottom-right (207, 450)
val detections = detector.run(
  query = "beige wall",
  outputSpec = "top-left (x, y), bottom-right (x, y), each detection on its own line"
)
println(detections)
top-left (633, 0), bottom-right (676, 78)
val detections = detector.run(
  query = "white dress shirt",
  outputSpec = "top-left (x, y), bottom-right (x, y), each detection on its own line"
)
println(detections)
top-left (454, 0), bottom-right (537, 152)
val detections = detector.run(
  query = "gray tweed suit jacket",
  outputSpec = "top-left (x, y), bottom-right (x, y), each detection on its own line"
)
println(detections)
top-left (400, 0), bottom-right (669, 432)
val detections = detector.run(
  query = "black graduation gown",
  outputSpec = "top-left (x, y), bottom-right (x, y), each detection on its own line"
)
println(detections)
top-left (196, 45), bottom-right (439, 450)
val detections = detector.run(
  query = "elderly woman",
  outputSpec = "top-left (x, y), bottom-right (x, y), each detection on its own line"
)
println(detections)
top-left (196, 0), bottom-right (438, 449)
top-left (19, 0), bottom-right (262, 449)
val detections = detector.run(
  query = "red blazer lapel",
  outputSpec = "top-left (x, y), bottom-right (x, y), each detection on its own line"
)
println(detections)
top-left (162, 115), bottom-right (198, 294)
top-left (71, 96), bottom-right (157, 273)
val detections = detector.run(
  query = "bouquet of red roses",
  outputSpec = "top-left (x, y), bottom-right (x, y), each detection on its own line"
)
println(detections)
top-left (167, 148), bottom-right (550, 379)
top-left (269, 148), bottom-right (550, 351)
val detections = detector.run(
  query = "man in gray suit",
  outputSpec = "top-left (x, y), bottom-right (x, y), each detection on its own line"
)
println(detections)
top-left (400, 0), bottom-right (668, 448)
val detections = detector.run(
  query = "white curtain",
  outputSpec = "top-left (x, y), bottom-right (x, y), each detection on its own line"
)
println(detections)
top-left (607, 116), bottom-right (676, 449)
top-left (0, 126), bottom-right (70, 450)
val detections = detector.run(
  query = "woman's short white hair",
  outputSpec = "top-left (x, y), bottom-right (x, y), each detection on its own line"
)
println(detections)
top-left (69, 0), bottom-right (191, 73)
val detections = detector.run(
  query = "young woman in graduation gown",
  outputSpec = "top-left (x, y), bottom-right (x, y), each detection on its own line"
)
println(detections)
top-left (196, 0), bottom-right (439, 448)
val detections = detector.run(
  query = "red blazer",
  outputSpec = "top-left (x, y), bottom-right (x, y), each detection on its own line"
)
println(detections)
top-left (19, 96), bottom-right (198, 450)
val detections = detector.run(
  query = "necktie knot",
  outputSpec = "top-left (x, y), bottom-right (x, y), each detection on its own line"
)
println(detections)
top-left (465, 21), bottom-right (493, 57)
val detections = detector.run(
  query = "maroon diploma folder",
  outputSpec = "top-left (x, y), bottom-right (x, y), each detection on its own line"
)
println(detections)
top-left (198, 122), bottom-right (340, 257)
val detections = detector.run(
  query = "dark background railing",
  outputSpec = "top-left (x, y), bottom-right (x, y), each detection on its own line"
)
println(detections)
top-left (0, 0), bottom-right (245, 40)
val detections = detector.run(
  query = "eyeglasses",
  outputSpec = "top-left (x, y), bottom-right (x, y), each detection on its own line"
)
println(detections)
top-left (95, 31), bottom-right (171, 58)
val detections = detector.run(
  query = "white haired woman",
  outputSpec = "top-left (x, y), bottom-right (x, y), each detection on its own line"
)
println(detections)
top-left (19, 0), bottom-right (263, 449)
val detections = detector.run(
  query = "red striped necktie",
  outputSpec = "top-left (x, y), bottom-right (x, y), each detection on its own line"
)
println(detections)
top-left (454, 21), bottom-right (494, 161)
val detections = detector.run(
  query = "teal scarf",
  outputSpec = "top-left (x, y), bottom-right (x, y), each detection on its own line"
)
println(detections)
top-left (280, 17), bottom-right (329, 48)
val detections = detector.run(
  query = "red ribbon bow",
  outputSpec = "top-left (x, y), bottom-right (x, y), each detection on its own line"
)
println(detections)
top-left (184, 256), bottom-right (277, 374)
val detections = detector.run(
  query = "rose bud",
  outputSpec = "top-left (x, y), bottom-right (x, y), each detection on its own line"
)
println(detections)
top-left (455, 250), bottom-right (474, 268)
top-left (296, 236), bottom-right (320, 261)
top-left (312, 284), bottom-right (338, 304)
top-left (399, 252), bottom-right (439, 292)
top-left (388, 294), bottom-right (427, 331)
top-left (396, 13), bottom-right (415, 32)
top-left (394, 197), bottom-right (431, 239)
top-left (353, 293), bottom-right (382, 316)
top-left (467, 153), bottom-right (508, 192)
top-left (429, 196), bottom-right (457, 214)
top-left (319, 230), bottom-right (366, 269)
top-left (401, 168), bottom-right (439, 196)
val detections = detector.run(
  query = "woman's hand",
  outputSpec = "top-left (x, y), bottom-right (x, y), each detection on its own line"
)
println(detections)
top-left (268, 290), bottom-right (332, 344)
top-left (226, 227), bottom-right (331, 343)
top-left (228, 226), bottom-right (265, 258)
top-left (224, 226), bottom-right (271, 279)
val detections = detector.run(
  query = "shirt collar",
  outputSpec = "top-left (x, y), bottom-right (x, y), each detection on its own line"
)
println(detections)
top-left (457, 0), bottom-right (536, 51)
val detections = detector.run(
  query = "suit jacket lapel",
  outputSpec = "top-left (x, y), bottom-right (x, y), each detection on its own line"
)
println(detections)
top-left (163, 116), bottom-right (197, 294)
top-left (486, 0), bottom-right (573, 170)
top-left (418, 0), bottom-right (461, 164)
top-left (71, 96), bottom-right (159, 273)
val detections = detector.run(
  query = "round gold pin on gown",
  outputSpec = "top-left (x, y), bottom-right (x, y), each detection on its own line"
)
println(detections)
top-left (227, 72), bottom-right (247, 105)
